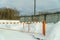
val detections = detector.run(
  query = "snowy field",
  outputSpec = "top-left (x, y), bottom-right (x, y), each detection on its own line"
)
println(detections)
top-left (0, 29), bottom-right (37, 40)
top-left (0, 20), bottom-right (60, 40)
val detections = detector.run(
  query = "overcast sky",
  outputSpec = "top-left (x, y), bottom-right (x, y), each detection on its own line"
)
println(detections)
top-left (0, 0), bottom-right (60, 15)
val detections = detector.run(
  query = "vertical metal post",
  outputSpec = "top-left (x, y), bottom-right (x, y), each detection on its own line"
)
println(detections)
top-left (42, 21), bottom-right (46, 36)
top-left (34, 0), bottom-right (36, 15)
top-left (28, 24), bottom-right (30, 32)
top-left (23, 23), bottom-right (24, 32)
top-left (42, 15), bottom-right (46, 36)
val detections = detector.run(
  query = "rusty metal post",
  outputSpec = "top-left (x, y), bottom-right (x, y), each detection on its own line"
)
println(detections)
top-left (42, 21), bottom-right (46, 36)
top-left (42, 15), bottom-right (46, 36)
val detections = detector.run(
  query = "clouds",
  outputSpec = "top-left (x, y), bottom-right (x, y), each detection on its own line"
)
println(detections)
top-left (7, 0), bottom-right (34, 15)
top-left (36, 0), bottom-right (60, 12)
top-left (0, 0), bottom-right (60, 15)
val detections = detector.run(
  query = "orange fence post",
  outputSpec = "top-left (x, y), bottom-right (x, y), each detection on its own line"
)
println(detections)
top-left (42, 21), bottom-right (46, 36)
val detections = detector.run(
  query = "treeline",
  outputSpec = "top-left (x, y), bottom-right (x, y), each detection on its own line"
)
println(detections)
top-left (0, 8), bottom-right (20, 20)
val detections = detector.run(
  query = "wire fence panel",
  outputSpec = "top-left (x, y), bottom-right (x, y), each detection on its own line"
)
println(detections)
top-left (46, 14), bottom-right (58, 23)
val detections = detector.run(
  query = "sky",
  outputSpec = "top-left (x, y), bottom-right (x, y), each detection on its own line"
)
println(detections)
top-left (0, 0), bottom-right (60, 15)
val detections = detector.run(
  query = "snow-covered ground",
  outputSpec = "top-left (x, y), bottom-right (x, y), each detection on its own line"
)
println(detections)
top-left (45, 21), bottom-right (60, 40)
top-left (0, 20), bottom-right (60, 40)
top-left (0, 29), bottom-right (37, 40)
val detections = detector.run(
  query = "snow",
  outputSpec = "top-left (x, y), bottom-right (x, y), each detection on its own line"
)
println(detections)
top-left (32, 21), bottom-right (60, 40)
top-left (0, 20), bottom-right (60, 40)
top-left (46, 23), bottom-right (55, 37)
top-left (45, 21), bottom-right (60, 40)
top-left (0, 20), bottom-right (42, 34)
top-left (32, 33), bottom-right (45, 40)
top-left (0, 29), bottom-right (37, 40)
